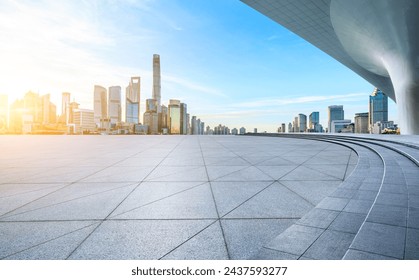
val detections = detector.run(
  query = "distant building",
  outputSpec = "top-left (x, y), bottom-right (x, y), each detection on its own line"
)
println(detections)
top-left (144, 99), bottom-right (158, 134)
top-left (231, 128), bottom-right (238, 135)
top-left (126, 77), bottom-right (141, 124)
top-left (354, 112), bottom-right (369, 133)
top-left (168, 99), bottom-right (180, 134)
top-left (288, 122), bottom-right (292, 133)
top-left (160, 105), bottom-right (168, 131)
top-left (281, 123), bottom-right (286, 133)
top-left (293, 116), bottom-right (299, 132)
top-left (298, 113), bottom-right (307, 132)
top-left (239, 127), bottom-right (246, 134)
top-left (180, 103), bottom-right (187, 135)
top-left (369, 88), bottom-right (388, 133)
top-left (328, 105), bottom-right (344, 133)
top-left (93, 85), bottom-right (107, 128)
top-left (152, 54), bottom-right (161, 113)
top-left (309, 112), bottom-right (320, 132)
top-left (73, 109), bottom-right (95, 134)
top-left (61, 92), bottom-right (71, 124)
top-left (331, 119), bottom-right (352, 133)
top-left (191, 116), bottom-right (198, 135)
top-left (254, 128), bottom-right (257, 133)
top-left (108, 86), bottom-right (121, 125)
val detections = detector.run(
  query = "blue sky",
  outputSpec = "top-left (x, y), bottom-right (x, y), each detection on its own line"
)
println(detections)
top-left (0, 0), bottom-right (397, 132)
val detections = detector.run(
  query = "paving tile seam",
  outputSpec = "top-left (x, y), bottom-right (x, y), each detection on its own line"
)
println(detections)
top-left (219, 181), bottom-right (277, 219)
top-left (248, 134), bottom-right (385, 260)
top-left (199, 136), bottom-right (232, 259)
top-left (0, 182), bottom-right (138, 220)
top-left (65, 136), bottom-right (189, 260)
top-left (108, 181), bottom-right (209, 219)
top-left (0, 221), bottom-right (100, 260)
top-left (0, 137), bottom-right (176, 219)
top-left (260, 247), bottom-right (300, 259)
top-left (262, 134), bottom-right (419, 260)
top-left (276, 181), bottom-right (316, 207)
top-left (0, 184), bottom-right (66, 199)
top-left (157, 220), bottom-right (220, 260)
top-left (213, 136), bottom-right (344, 259)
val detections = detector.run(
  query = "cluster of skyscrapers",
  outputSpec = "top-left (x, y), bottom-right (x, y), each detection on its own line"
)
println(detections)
top-left (279, 88), bottom-right (395, 134)
top-left (0, 54), bottom-right (209, 135)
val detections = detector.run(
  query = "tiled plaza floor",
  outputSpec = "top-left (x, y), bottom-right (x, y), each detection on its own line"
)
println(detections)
top-left (0, 135), bottom-right (357, 259)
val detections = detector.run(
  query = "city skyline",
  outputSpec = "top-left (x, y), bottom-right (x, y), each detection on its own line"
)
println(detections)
top-left (0, 0), bottom-right (397, 132)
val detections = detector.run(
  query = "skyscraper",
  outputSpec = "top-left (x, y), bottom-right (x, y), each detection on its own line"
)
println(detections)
top-left (328, 105), bottom-right (344, 133)
top-left (108, 86), bottom-right (121, 125)
top-left (153, 54), bottom-right (161, 112)
top-left (309, 111), bottom-right (320, 132)
top-left (93, 85), bottom-right (107, 127)
top-left (126, 77), bottom-right (141, 124)
top-left (143, 99), bottom-right (158, 134)
top-left (369, 88), bottom-right (388, 132)
top-left (191, 116), bottom-right (198, 135)
top-left (298, 113), bottom-right (307, 132)
top-left (168, 99), bottom-right (180, 134)
top-left (61, 92), bottom-right (70, 124)
top-left (355, 112), bottom-right (369, 133)
top-left (180, 103), bottom-right (187, 135)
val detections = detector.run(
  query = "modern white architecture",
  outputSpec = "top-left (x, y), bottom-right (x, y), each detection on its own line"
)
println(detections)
top-left (242, 0), bottom-right (419, 134)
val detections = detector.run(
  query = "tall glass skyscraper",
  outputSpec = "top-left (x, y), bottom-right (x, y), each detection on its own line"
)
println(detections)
top-left (152, 54), bottom-right (161, 113)
top-left (168, 99), bottom-right (180, 134)
top-left (126, 77), bottom-right (141, 124)
top-left (108, 86), bottom-right (121, 124)
top-left (309, 111), bottom-right (320, 132)
top-left (328, 105), bottom-right (344, 133)
top-left (93, 85), bottom-right (107, 127)
top-left (180, 103), bottom-right (187, 135)
top-left (369, 88), bottom-right (388, 131)
top-left (298, 113), bottom-right (307, 132)
top-left (61, 92), bottom-right (70, 124)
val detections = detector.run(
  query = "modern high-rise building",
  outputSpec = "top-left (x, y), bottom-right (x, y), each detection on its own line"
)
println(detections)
top-left (108, 86), bottom-right (121, 125)
top-left (331, 119), bottom-right (352, 133)
top-left (293, 116), bottom-right (299, 133)
top-left (369, 88), bottom-right (388, 132)
top-left (0, 94), bottom-right (8, 132)
top-left (239, 127), bottom-right (246, 134)
top-left (168, 99), bottom-right (180, 134)
top-left (298, 113), bottom-right (307, 132)
top-left (242, 0), bottom-right (419, 134)
top-left (355, 112), bottom-right (369, 133)
top-left (93, 85), bottom-right (107, 127)
top-left (180, 103), bottom-right (187, 135)
top-left (152, 54), bottom-right (161, 112)
top-left (126, 77), bottom-right (141, 124)
top-left (143, 99), bottom-right (158, 134)
top-left (281, 123), bottom-right (286, 133)
top-left (288, 123), bottom-right (292, 133)
top-left (309, 112), bottom-right (320, 132)
top-left (61, 92), bottom-right (70, 124)
top-left (160, 105), bottom-right (168, 130)
top-left (186, 113), bottom-right (191, 134)
top-left (328, 105), bottom-right (344, 133)
top-left (73, 109), bottom-right (95, 134)
top-left (191, 116), bottom-right (198, 135)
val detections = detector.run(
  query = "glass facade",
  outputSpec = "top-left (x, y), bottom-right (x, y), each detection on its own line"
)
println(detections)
top-left (168, 105), bottom-right (180, 134)
top-left (126, 100), bottom-right (139, 124)
top-left (369, 88), bottom-right (388, 129)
